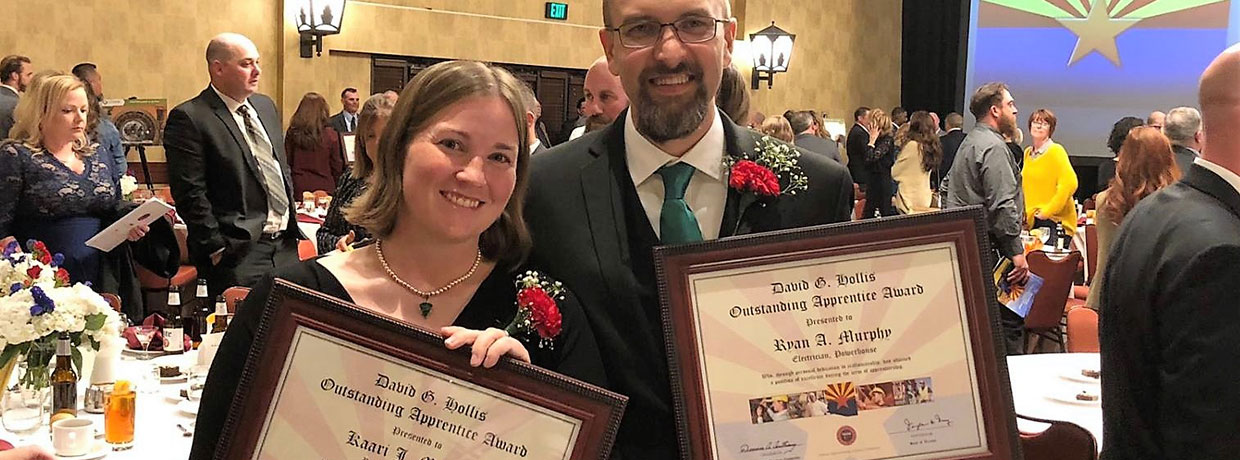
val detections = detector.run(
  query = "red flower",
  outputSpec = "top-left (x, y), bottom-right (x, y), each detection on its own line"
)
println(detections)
top-left (54, 268), bottom-right (70, 286)
top-left (729, 160), bottom-right (781, 196)
top-left (26, 266), bottom-right (42, 280)
top-left (517, 286), bottom-right (562, 339)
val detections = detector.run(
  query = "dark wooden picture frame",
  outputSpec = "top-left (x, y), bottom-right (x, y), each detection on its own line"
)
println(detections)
top-left (655, 206), bottom-right (1020, 460)
top-left (213, 280), bottom-right (627, 460)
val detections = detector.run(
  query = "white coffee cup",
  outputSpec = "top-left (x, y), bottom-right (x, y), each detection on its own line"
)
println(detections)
top-left (52, 418), bottom-right (95, 456)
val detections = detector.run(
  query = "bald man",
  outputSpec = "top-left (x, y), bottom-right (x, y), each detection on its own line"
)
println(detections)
top-left (1146, 110), bottom-right (1165, 130)
top-left (567, 56), bottom-right (629, 141)
top-left (1099, 45), bottom-right (1240, 460)
top-left (165, 33), bottom-right (301, 309)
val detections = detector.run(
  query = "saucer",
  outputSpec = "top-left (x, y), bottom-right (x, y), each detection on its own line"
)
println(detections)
top-left (1046, 390), bottom-right (1101, 406)
top-left (120, 348), bottom-right (165, 358)
top-left (177, 399), bottom-right (200, 416)
top-left (53, 440), bottom-right (108, 460)
top-left (1058, 369), bottom-right (1101, 385)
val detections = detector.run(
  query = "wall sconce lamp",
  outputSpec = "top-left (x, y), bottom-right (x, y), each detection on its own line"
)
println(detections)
top-left (749, 22), bottom-right (795, 89)
top-left (295, 0), bottom-right (348, 58)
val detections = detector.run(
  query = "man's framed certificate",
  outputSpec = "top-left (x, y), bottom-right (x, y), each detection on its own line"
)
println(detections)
top-left (213, 280), bottom-right (627, 460)
top-left (656, 206), bottom-right (1019, 460)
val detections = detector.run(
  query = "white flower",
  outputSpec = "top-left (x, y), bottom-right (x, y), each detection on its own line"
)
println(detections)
top-left (119, 175), bottom-right (139, 197)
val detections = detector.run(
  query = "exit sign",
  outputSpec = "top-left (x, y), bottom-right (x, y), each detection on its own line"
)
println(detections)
top-left (545, 2), bottom-right (568, 20)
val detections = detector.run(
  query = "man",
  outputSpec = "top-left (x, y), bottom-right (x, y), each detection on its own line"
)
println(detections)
top-left (517, 83), bottom-right (547, 154)
top-left (569, 56), bottom-right (630, 141)
top-left (789, 110), bottom-right (842, 163)
top-left (1146, 110), bottom-right (1165, 130)
top-left (559, 96), bottom-right (586, 143)
top-left (1163, 106), bottom-right (1203, 174)
top-left (525, 0), bottom-right (854, 458)
top-left (892, 106), bottom-right (908, 128)
top-left (846, 106), bottom-right (872, 190)
top-left (943, 82), bottom-right (1028, 355)
top-left (329, 87), bottom-right (360, 133)
top-left (0, 55), bottom-right (32, 138)
top-left (71, 62), bottom-right (126, 182)
top-left (1099, 45), bottom-right (1240, 460)
top-left (164, 33), bottom-right (301, 297)
top-left (937, 112), bottom-right (966, 189)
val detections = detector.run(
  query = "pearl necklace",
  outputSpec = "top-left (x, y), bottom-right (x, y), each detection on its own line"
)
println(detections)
top-left (375, 239), bottom-right (482, 318)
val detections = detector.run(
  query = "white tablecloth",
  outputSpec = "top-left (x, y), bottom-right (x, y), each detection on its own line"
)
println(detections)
top-left (1006, 352), bottom-right (1103, 451)
top-left (0, 351), bottom-right (203, 459)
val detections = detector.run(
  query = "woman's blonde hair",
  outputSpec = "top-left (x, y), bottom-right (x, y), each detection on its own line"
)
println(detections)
top-left (9, 74), bottom-right (93, 156)
top-left (350, 93), bottom-right (396, 179)
top-left (345, 61), bottom-right (531, 269)
top-left (758, 116), bottom-right (795, 143)
top-left (868, 109), bottom-right (893, 137)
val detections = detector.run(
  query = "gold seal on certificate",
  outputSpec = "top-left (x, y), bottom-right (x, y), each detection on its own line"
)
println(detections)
top-left (213, 280), bottom-right (626, 460)
top-left (656, 206), bottom-right (1020, 460)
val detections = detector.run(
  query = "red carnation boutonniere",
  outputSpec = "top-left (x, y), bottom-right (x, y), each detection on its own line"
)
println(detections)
top-left (54, 268), bottom-right (71, 288)
top-left (505, 271), bottom-right (564, 349)
top-left (26, 266), bottom-right (42, 280)
top-left (724, 135), bottom-right (808, 201)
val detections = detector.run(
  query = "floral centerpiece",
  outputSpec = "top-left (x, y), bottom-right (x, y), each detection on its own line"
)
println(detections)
top-left (119, 174), bottom-right (139, 201)
top-left (0, 240), bottom-right (123, 390)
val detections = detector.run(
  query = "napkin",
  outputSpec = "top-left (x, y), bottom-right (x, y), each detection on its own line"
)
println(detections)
top-left (123, 313), bottom-right (191, 350)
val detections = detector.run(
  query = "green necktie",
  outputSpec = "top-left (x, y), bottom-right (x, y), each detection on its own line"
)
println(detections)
top-left (657, 162), bottom-right (704, 244)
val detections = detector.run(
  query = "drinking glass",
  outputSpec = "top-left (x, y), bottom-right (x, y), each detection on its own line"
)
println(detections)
top-left (0, 373), bottom-right (46, 442)
top-left (134, 327), bottom-right (157, 360)
top-left (104, 389), bottom-right (135, 450)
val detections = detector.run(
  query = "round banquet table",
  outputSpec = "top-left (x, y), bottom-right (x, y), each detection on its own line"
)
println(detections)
top-left (0, 350), bottom-right (203, 459)
top-left (1006, 352), bottom-right (1103, 452)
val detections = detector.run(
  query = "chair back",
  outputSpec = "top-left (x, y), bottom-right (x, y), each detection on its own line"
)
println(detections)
top-left (1084, 224), bottom-right (1098, 283)
top-left (1066, 306), bottom-right (1100, 353)
top-left (1024, 250), bottom-right (1083, 331)
top-left (222, 286), bottom-right (251, 314)
top-left (100, 293), bottom-right (122, 313)
top-left (1083, 197), bottom-right (1096, 211)
top-left (1017, 413), bottom-right (1098, 460)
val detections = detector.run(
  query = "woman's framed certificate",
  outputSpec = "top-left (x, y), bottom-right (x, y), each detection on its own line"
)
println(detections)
top-left (213, 280), bottom-right (627, 460)
top-left (656, 206), bottom-right (1020, 460)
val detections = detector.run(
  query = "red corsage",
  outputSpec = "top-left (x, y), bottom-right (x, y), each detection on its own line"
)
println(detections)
top-left (54, 268), bottom-right (71, 287)
top-left (506, 271), bottom-right (565, 349)
top-left (729, 160), bottom-right (781, 196)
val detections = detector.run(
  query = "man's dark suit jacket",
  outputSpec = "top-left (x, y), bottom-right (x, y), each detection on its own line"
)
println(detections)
top-left (1172, 144), bottom-right (1199, 176)
top-left (846, 123), bottom-right (871, 185)
top-left (164, 88), bottom-right (299, 270)
top-left (794, 132), bottom-right (842, 164)
top-left (328, 111), bottom-right (352, 134)
top-left (525, 111), bottom-right (853, 460)
top-left (938, 128), bottom-right (966, 189)
top-left (0, 86), bottom-right (17, 139)
top-left (1099, 163), bottom-right (1240, 460)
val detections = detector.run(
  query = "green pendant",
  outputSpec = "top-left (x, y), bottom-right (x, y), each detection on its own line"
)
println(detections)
top-left (419, 301), bottom-right (433, 318)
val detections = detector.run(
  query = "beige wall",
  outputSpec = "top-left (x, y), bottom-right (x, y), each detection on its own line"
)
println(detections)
top-left (0, 0), bottom-right (901, 158)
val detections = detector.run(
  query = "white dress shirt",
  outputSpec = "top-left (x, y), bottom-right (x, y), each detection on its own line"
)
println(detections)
top-left (210, 85), bottom-right (289, 233)
top-left (569, 125), bottom-right (586, 141)
top-left (1195, 157), bottom-right (1240, 196)
top-left (625, 110), bottom-right (727, 240)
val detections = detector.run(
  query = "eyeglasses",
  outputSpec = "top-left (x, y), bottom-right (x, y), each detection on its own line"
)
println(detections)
top-left (607, 16), bottom-right (728, 49)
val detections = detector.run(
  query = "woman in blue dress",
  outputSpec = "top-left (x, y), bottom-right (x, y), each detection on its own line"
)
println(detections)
top-left (0, 75), bottom-right (170, 319)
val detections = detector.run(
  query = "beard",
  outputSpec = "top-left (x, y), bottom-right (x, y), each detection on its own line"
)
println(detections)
top-left (633, 62), bottom-right (710, 143)
top-left (998, 112), bottom-right (1018, 140)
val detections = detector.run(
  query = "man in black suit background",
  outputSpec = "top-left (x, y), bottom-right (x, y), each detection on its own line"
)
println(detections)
top-left (328, 87), bottom-right (360, 134)
top-left (164, 33), bottom-right (301, 296)
top-left (525, 0), bottom-right (853, 458)
top-left (1099, 45), bottom-right (1240, 460)
top-left (1163, 106), bottom-right (1202, 174)
top-left (789, 110), bottom-right (842, 164)
top-left (846, 106), bottom-right (872, 192)
top-left (0, 55), bottom-right (32, 138)
top-left (937, 112), bottom-right (966, 189)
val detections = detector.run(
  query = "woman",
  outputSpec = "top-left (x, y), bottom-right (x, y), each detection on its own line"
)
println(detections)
top-left (0, 75), bottom-right (167, 320)
top-left (716, 65), bottom-right (750, 125)
top-left (285, 92), bottom-right (344, 196)
top-left (79, 79), bottom-right (124, 183)
top-left (892, 111), bottom-right (943, 214)
top-left (1022, 109), bottom-right (1079, 241)
top-left (758, 115), bottom-right (794, 143)
top-left (191, 61), bottom-right (606, 459)
top-left (1085, 127), bottom-right (1179, 309)
top-left (862, 109), bottom-right (897, 218)
top-left (1099, 116), bottom-right (1145, 189)
top-left (316, 94), bottom-right (394, 253)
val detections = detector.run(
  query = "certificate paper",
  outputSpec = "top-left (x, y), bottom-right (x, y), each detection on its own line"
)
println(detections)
top-left (84, 198), bottom-right (172, 251)
top-left (658, 208), bottom-right (1018, 460)
top-left (254, 327), bottom-right (581, 460)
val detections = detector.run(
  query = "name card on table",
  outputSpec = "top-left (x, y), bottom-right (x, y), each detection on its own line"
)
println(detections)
top-left (656, 206), bottom-right (1020, 460)
top-left (213, 280), bottom-right (626, 460)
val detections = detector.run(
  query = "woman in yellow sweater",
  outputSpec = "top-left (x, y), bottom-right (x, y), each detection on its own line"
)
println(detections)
top-left (1022, 109), bottom-right (1078, 239)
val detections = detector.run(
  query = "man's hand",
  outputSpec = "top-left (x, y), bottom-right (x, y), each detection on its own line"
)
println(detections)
top-left (1008, 254), bottom-right (1031, 285)
top-left (335, 231), bottom-right (356, 253)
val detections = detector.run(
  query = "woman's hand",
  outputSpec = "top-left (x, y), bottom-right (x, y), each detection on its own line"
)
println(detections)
top-left (441, 326), bottom-right (531, 367)
top-left (868, 122), bottom-right (881, 144)
top-left (0, 446), bottom-right (55, 460)
top-left (126, 223), bottom-right (150, 242)
top-left (335, 230), bottom-right (356, 252)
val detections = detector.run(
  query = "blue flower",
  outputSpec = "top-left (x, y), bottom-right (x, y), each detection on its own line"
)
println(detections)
top-left (51, 254), bottom-right (64, 267)
top-left (29, 286), bottom-right (54, 316)
top-left (8, 283), bottom-right (20, 295)
top-left (1, 241), bottom-right (17, 258)
top-left (24, 240), bottom-right (35, 251)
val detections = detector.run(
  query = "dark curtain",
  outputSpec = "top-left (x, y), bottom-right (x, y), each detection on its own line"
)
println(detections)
top-left (901, 0), bottom-right (971, 117)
